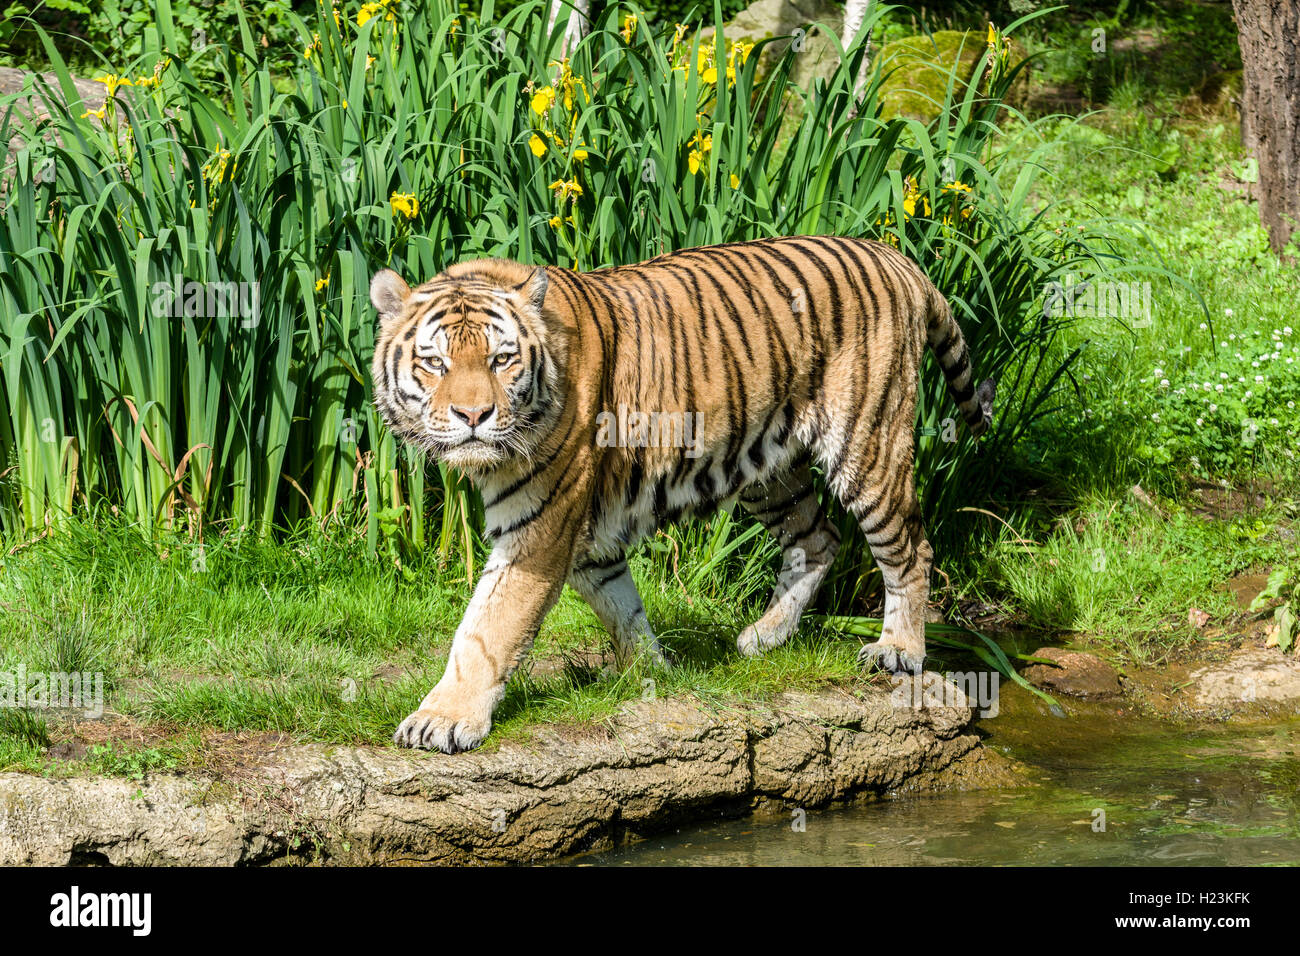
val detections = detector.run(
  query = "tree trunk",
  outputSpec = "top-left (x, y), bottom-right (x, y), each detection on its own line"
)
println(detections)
top-left (841, 0), bottom-right (875, 99)
top-left (1231, 0), bottom-right (1300, 255)
top-left (547, 0), bottom-right (591, 60)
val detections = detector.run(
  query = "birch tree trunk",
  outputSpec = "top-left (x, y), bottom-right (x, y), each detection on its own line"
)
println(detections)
top-left (547, 0), bottom-right (591, 60)
top-left (840, 0), bottom-right (875, 100)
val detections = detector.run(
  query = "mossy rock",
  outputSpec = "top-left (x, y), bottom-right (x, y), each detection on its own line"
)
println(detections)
top-left (875, 30), bottom-right (1029, 123)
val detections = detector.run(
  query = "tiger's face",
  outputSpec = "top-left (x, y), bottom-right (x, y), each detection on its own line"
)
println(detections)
top-left (370, 260), bottom-right (562, 474)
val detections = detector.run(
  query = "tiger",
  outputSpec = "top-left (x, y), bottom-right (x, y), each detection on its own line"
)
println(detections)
top-left (370, 235), bottom-right (994, 753)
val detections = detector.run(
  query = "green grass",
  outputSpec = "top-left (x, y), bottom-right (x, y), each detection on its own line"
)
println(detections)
top-left (936, 69), bottom-right (1300, 665)
top-left (969, 493), bottom-right (1296, 662)
top-left (998, 93), bottom-right (1300, 500)
top-left (3, 4), bottom-right (1298, 777)
top-left (0, 515), bottom-right (877, 770)
top-left (0, 706), bottom-right (51, 772)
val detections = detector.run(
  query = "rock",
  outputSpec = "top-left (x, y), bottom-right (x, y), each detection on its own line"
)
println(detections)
top-left (699, 11), bottom-right (1030, 116)
top-left (1023, 648), bottom-right (1123, 700)
top-left (1, 66), bottom-right (107, 159)
top-left (0, 684), bottom-right (1015, 865)
top-left (1188, 647), bottom-right (1300, 714)
top-left (0, 67), bottom-right (106, 114)
top-left (875, 30), bottom-right (1029, 121)
top-left (699, 0), bottom-right (845, 92)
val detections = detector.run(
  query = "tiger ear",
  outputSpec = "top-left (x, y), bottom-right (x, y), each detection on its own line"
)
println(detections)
top-left (525, 266), bottom-right (548, 314)
top-left (370, 269), bottom-right (411, 327)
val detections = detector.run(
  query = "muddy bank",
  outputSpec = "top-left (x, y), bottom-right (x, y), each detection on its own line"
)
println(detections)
top-left (1021, 632), bottom-right (1300, 722)
top-left (0, 684), bottom-right (1022, 866)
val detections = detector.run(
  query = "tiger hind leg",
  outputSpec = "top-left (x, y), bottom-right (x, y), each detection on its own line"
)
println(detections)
top-left (834, 457), bottom-right (932, 676)
top-left (568, 555), bottom-right (665, 667)
top-left (735, 460), bottom-right (840, 657)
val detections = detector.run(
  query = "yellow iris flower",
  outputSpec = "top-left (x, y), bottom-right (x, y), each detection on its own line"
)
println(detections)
top-left (531, 86), bottom-right (556, 115)
top-left (94, 74), bottom-right (133, 98)
top-left (389, 192), bottom-right (420, 219)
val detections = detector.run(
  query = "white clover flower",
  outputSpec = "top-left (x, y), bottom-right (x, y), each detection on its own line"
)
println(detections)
top-left (1209, 403), bottom-right (1218, 412)
top-left (1271, 418), bottom-right (1279, 426)
top-left (1195, 418), bottom-right (1204, 427)
top-left (1288, 401), bottom-right (1296, 409)
top-left (1216, 384), bottom-right (1224, 392)
top-left (1220, 372), bottom-right (1229, 379)
top-left (1151, 413), bottom-right (1160, 422)
top-left (1284, 326), bottom-right (1293, 335)
top-left (1244, 390), bottom-right (1253, 398)
top-left (1160, 379), bottom-right (1169, 388)
top-left (1199, 322), bottom-right (1208, 330)
top-left (1225, 308), bottom-right (1234, 316)
top-left (1255, 375), bottom-right (1264, 383)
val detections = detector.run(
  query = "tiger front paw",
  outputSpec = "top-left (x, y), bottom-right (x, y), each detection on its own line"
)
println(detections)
top-left (393, 691), bottom-right (494, 753)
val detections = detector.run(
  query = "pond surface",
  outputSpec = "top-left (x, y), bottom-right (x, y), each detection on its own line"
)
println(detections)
top-left (559, 683), bottom-right (1300, 866)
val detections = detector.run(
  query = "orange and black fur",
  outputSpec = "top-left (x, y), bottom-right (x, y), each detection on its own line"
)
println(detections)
top-left (371, 236), bottom-right (993, 752)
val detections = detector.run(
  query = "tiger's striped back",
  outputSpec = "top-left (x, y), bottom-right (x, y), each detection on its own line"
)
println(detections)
top-left (535, 236), bottom-right (989, 555)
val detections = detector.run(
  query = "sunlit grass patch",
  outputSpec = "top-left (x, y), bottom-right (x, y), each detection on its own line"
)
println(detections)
top-left (972, 492), bottom-right (1297, 661)
top-left (0, 518), bottom-right (867, 768)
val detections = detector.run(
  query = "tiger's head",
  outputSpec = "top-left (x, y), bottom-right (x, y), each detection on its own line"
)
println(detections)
top-left (369, 258), bottom-right (565, 474)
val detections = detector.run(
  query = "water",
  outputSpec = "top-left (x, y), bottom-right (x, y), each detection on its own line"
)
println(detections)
top-left (559, 683), bottom-right (1300, 866)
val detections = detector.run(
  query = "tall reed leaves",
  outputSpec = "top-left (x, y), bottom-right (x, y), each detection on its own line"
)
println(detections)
top-left (0, 1), bottom-right (1099, 593)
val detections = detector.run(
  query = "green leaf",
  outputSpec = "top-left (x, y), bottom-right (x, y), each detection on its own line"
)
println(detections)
top-left (1276, 604), bottom-right (1296, 655)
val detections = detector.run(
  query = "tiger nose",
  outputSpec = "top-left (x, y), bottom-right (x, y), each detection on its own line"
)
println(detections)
top-left (450, 404), bottom-right (494, 428)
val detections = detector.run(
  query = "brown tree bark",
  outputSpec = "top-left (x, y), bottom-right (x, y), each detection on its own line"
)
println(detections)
top-left (1231, 0), bottom-right (1300, 256)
